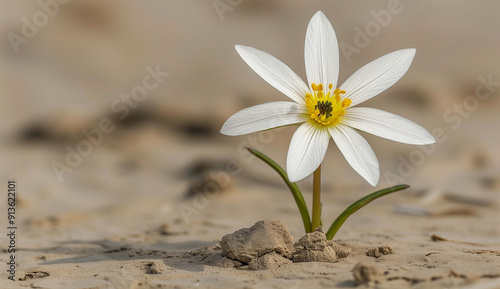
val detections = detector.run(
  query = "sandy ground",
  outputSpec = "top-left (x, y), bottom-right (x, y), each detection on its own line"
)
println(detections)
top-left (1, 1), bottom-right (500, 288)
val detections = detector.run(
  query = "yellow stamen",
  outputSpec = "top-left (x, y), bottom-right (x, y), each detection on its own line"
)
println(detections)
top-left (305, 83), bottom-right (351, 127)
top-left (342, 99), bottom-right (352, 108)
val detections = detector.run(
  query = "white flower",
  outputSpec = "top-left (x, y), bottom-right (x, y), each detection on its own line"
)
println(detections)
top-left (221, 11), bottom-right (435, 186)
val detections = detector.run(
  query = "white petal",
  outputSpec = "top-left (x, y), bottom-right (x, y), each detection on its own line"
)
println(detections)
top-left (329, 125), bottom-right (379, 186)
top-left (340, 49), bottom-right (416, 107)
top-left (343, 107), bottom-right (436, 145)
top-left (305, 11), bottom-right (339, 89)
top-left (236, 45), bottom-right (309, 105)
top-left (221, 101), bottom-right (307, 136)
top-left (287, 122), bottom-right (330, 182)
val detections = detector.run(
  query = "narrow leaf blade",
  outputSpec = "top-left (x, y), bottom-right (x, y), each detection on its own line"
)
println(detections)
top-left (247, 147), bottom-right (312, 233)
top-left (325, 185), bottom-right (410, 239)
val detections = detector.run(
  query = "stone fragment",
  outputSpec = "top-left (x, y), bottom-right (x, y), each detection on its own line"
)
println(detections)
top-left (146, 261), bottom-right (166, 274)
top-left (292, 226), bottom-right (349, 263)
top-left (352, 264), bottom-right (385, 285)
top-left (366, 245), bottom-right (395, 258)
top-left (221, 220), bottom-right (294, 263)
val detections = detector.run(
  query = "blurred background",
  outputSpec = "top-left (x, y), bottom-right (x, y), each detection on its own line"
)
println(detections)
top-left (1, 0), bottom-right (499, 247)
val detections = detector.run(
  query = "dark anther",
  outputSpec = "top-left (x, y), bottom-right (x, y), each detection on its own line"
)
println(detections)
top-left (315, 100), bottom-right (333, 118)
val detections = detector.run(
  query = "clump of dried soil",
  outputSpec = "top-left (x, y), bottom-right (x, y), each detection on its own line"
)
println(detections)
top-left (366, 245), bottom-right (395, 258)
top-left (221, 220), bottom-right (294, 263)
top-left (352, 264), bottom-right (385, 285)
top-left (292, 226), bottom-right (351, 263)
top-left (216, 220), bottom-right (351, 270)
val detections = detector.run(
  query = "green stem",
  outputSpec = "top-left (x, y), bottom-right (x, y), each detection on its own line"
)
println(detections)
top-left (246, 147), bottom-right (312, 233)
top-left (311, 165), bottom-right (322, 230)
top-left (325, 184), bottom-right (410, 240)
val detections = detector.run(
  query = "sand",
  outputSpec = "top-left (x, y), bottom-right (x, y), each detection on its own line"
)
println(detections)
top-left (1, 143), bottom-right (499, 288)
top-left (1, 1), bottom-right (500, 288)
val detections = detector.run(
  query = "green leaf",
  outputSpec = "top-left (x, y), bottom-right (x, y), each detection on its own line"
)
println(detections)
top-left (325, 184), bottom-right (410, 240)
top-left (246, 147), bottom-right (312, 233)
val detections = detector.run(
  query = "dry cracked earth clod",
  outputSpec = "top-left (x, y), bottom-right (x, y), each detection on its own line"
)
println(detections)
top-left (366, 245), bottom-right (395, 258)
top-left (219, 220), bottom-right (350, 270)
top-left (221, 220), bottom-right (295, 264)
top-left (352, 264), bottom-right (385, 285)
top-left (293, 226), bottom-right (351, 263)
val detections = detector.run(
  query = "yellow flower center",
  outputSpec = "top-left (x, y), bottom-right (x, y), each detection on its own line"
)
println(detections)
top-left (305, 83), bottom-right (351, 126)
